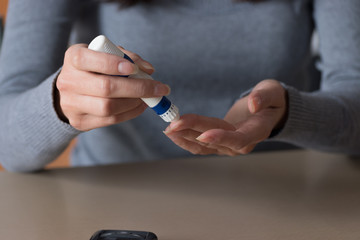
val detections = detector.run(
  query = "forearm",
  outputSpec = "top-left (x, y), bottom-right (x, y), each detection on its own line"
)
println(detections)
top-left (272, 0), bottom-right (360, 155)
top-left (0, 72), bottom-right (80, 172)
top-left (0, 0), bottom-right (83, 171)
top-left (273, 84), bottom-right (360, 155)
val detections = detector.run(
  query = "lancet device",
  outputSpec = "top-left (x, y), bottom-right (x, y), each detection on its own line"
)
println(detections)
top-left (88, 35), bottom-right (180, 122)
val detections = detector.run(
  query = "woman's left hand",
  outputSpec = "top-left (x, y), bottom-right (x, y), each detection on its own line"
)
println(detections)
top-left (164, 80), bottom-right (288, 156)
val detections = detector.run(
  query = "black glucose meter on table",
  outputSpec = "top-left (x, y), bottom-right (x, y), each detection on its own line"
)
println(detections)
top-left (90, 230), bottom-right (158, 240)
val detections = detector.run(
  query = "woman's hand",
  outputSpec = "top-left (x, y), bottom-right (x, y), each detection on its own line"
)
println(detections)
top-left (56, 44), bottom-right (170, 131)
top-left (164, 80), bottom-right (288, 155)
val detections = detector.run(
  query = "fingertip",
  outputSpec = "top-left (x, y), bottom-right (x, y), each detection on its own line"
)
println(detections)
top-left (196, 131), bottom-right (216, 144)
top-left (169, 119), bottom-right (182, 131)
top-left (196, 133), bottom-right (209, 143)
top-left (118, 61), bottom-right (138, 75)
top-left (154, 84), bottom-right (171, 96)
top-left (141, 60), bottom-right (155, 70)
top-left (137, 60), bottom-right (155, 74)
top-left (163, 125), bottom-right (172, 135)
top-left (163, 119), bottom-right (182, 134)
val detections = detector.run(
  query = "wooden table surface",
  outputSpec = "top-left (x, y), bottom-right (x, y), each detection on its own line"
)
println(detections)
top-left (1, 150), bottom-right (360, 240)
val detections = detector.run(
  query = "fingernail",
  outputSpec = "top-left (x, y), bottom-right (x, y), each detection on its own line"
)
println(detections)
top-left (255, 96), bottom-right (261, 105)
top-left (141, 61), bottom-right (155, 71)
top-left (154, 84), bottom-right (171, 96)
top-left (250, 96), bottom-right (261, 113)
top-left (249, 100), bottom-right (256, 113)
top-left (171, 120), bottom-right (182, 131)
top-left (196, 135), bottom-right (205, 142)
top-left (118, 62), bottom-right (138, 74)
top-left (163, 125), bottom-right (172, 134)
top-left (196, 134), bottom-right (214, 143)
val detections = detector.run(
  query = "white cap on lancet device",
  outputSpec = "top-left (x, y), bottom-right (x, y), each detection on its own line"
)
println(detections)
top-left (88, 35), bottom-right (180, 122)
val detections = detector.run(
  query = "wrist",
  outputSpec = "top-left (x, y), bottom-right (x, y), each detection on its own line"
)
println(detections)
top-left (270, 88), bottom-right (289, 138)
top-left (53, 77), bottom-right (69, 124)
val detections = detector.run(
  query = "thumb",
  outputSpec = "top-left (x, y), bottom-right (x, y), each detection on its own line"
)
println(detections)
top-left (248, 80), bottom-right (286, 114)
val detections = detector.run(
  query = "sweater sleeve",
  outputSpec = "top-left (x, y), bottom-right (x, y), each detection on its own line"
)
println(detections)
top-left (273, 0), bottom-right (360, 155)
top-left (0, 0), bottom-right (82, 172)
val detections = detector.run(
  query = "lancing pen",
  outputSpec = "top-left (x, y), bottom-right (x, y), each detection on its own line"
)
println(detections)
top-left (88, 35), bottom-right (180, 122)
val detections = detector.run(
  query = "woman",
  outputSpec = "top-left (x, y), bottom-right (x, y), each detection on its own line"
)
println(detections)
top-left (0, 0), bottom-right (359, 171)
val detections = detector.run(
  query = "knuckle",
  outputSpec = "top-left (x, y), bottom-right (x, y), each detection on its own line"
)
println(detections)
top-left (105, 116), bottom-right (117, 125)
top-left (70, 47), bottom-right (86, 69)
top-left (58, 95), bottom-right (72, 110)
top-left (99, 75), bottom-right (114, 97)
top-left (98, 99), bottom-right (113, 117)
top-left (259, 79), bottom-right (277, 87)
top-left (98, 55), bottom-right (115, 73)
top-left (133, 81), bottom-right (149, 96)
top-left (56, 75), bottom-right (68, 92)
top-left (69, 117), bottom-right (83, 130)
top-left (265, 79), bottom-right (279, 85)
top-left (105, 115), bottom-right (123, 125)
top-left (64, 46), bottom-right (74, 61)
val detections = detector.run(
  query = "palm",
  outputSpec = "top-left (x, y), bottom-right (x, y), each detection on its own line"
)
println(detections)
top-left (164, 80), bottom-right (287, 156)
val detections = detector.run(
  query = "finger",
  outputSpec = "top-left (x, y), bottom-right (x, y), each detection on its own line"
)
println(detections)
top-left (57, 71), bottom-right (170, 98)
top-left (166, 114), bottom-right (236, 133)
top-left (119, 47), bottom-right (155, 75)
top-left (237, 143), bottom-right (257, 155)
top-left (215, 147), bottom-right (239, 156)
top-left (196, 117), bottom-right (271, 151)
top-left (164, 129), bottom-right (201, 141)
top-left (198, 107), bottom-right (283, 149)
top-left (248, 79), bottom-right (286, 114)
top-left (224, 97), bottom-right (252, 124)
top-left (168, 129), bottom-right (241, 156)
top-left (66, 44), bottom-right (138, 76)
top-left (196, 129), bottom-right (249, 151)
top-left (60, 93), bottom-right (145, 117)
top-left (201, 142), bottom-right (239, 156)
top-left (164, 128), bottom-right (239, 156)
top-left (165, 133), bottom-right (218, 155)
top-left (68, 103), bottom-right (148, 131)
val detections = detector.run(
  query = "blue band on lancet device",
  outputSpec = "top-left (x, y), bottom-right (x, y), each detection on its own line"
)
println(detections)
top-left (123, 54), bottom-right (171, 115)
top-left (124, 54), bottom-right (134, 64)
top-left (151, 96), bottom-right (171, 115)
top-left (118, 54), bottom-right (171, 115)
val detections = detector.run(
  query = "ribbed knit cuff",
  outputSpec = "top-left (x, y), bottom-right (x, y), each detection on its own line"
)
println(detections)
top-left (270, 85), bottom-right (327, 143)
top-left (6, 70), bottom-right (82, 171)
top-left (24, 70), bottom-right (82, 150)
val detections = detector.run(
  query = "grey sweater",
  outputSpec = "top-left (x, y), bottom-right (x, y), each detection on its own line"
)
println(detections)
top-left (1, 0), bottom-right (360, 172)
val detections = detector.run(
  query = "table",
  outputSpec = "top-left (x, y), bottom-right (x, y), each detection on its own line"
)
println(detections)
top-left (1, 150), bottom-right (360, 240)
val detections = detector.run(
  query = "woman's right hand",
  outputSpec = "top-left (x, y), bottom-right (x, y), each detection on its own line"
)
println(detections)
top-left (56, 44), bottom-right (170, 131)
